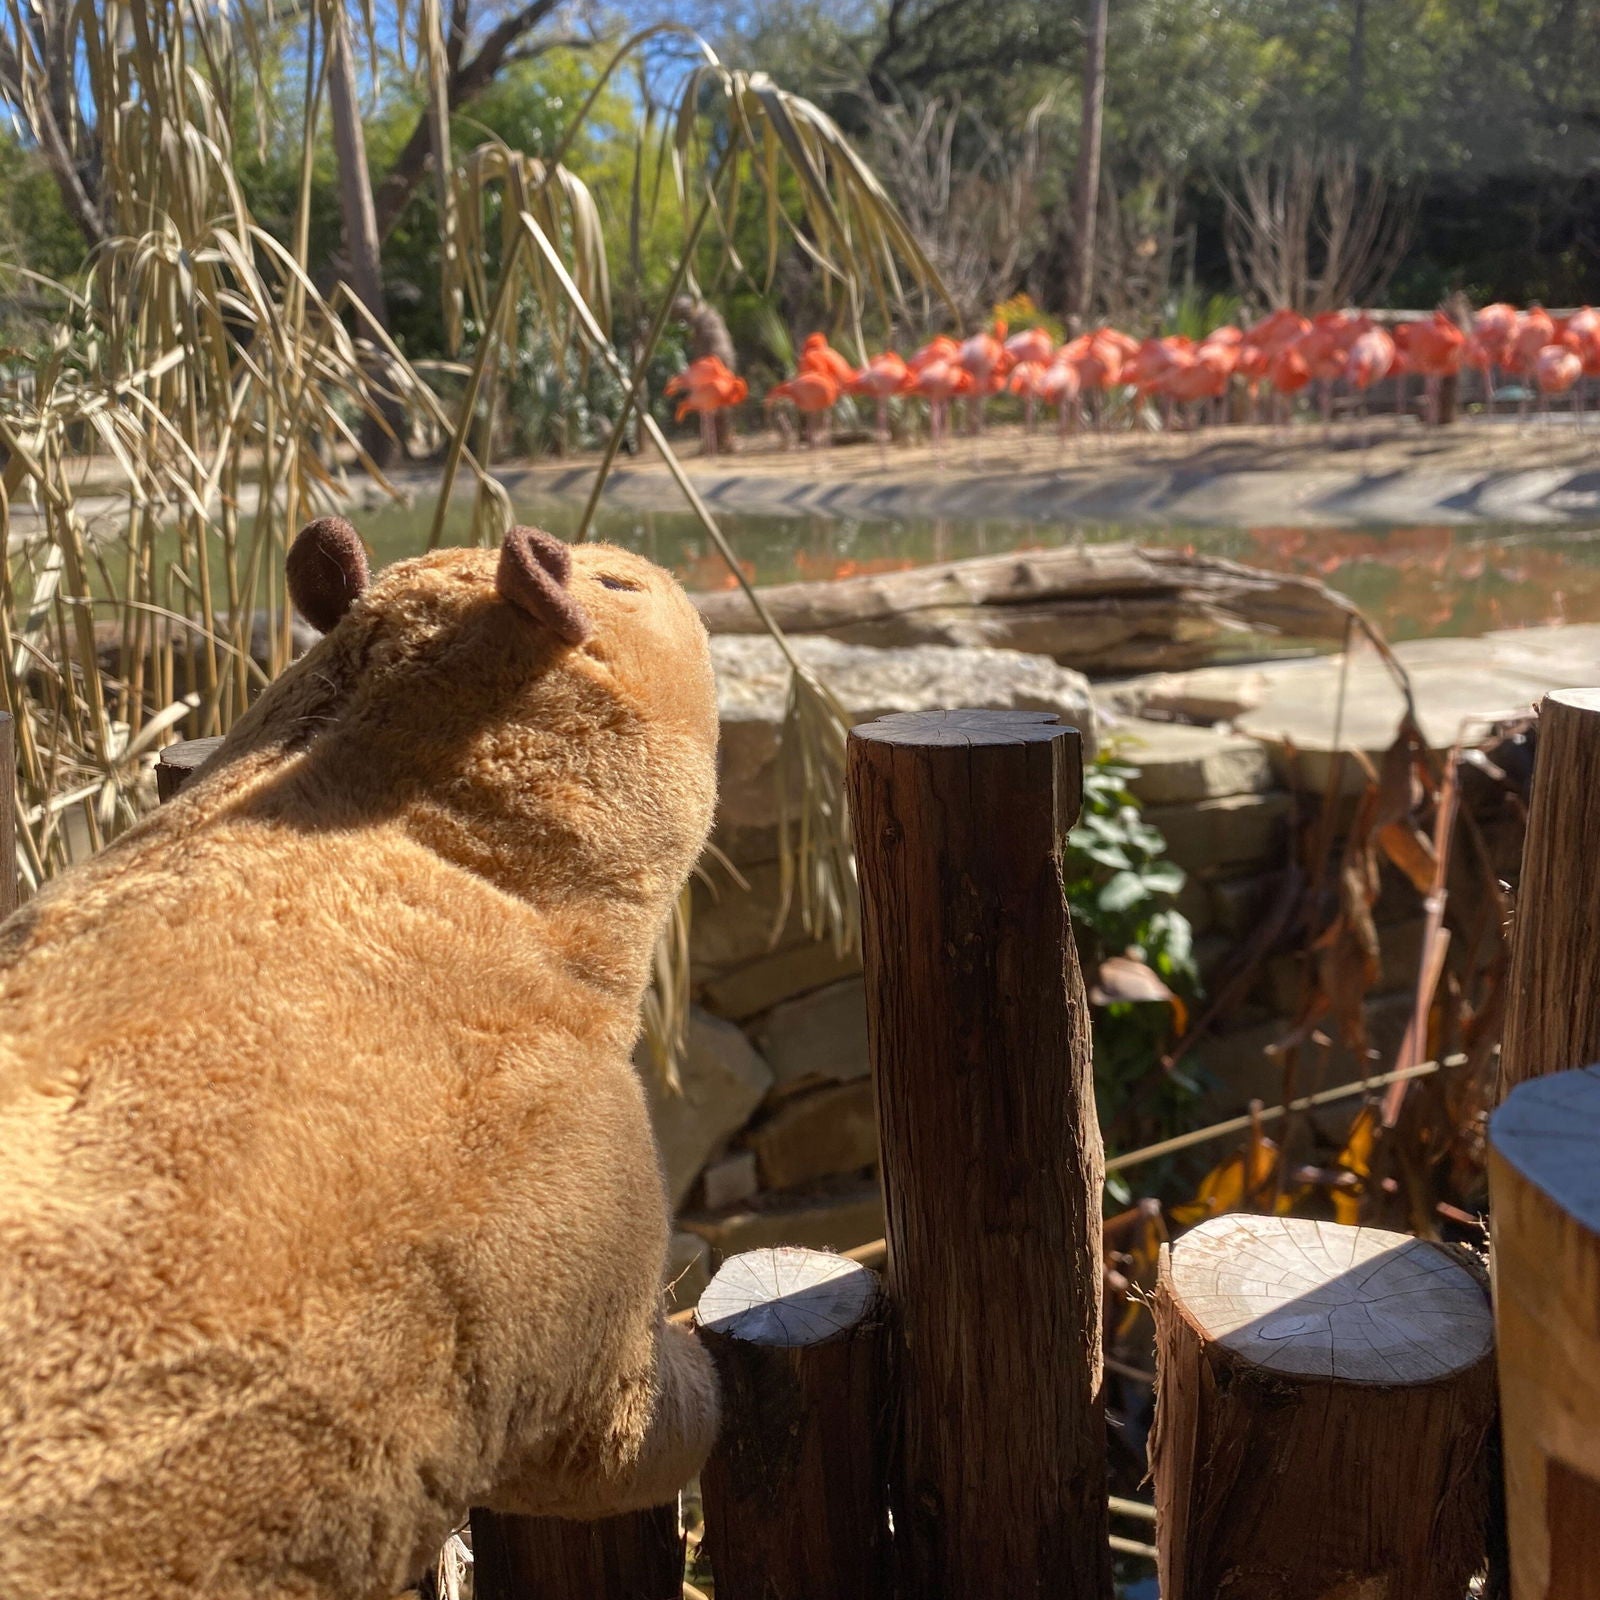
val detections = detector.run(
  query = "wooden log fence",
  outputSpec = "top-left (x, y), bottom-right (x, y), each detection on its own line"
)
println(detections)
top-left (1151, 1214), bottom-right (1496, 1600)
top-left (149, 715), bottom-right (1528, 1597)
top-left (1500, 688), bottom-right (1600, 1099)
top-left (697, 1247), bottom-right (889, 1600)
top-left (1490, 1068), bottom-right (1600, 1600)
top-left (848, 708), bottom-right (1111, 1600)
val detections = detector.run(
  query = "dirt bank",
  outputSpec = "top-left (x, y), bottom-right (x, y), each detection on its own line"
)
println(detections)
top-left (26, 415), bottom-right (1600, 537)
top-left (504, 416), bottom-right (1600, 529)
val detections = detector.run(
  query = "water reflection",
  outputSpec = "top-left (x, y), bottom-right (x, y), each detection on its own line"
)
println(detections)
top-left (345, 494), bottom-right (1600, 642)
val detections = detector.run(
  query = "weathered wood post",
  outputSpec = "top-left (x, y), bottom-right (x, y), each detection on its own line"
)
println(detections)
top-left (1500, 688), bottom-right (1600, 1097)
top-left (1151, 1213), bottom-right (1497, 1600)
top-left (468, 1507), bottom-right (684, 1600)
top-left (155, 734), bottom-right (224, 801)
top-left (1489, 1066), bottom-right (1600, 1600)
top-left (0, 710), bottom-right (17, 918)
top-left (696, 1247), bottom-right (889, 1599)
top-left (155, 740), bottom-right (686, 1600)
top-left (847, 708), bottom-right (1111, 1600)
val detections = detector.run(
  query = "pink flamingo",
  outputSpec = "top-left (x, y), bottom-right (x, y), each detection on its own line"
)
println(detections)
top-left (1040, 358), bottom-right (1082, 443)
top-left (955, 319), bottom-right (1011, 435)
top-left (911, 357), bottom-right (973, 457)
top-left (766, 369), bottom-right (842, 448)
top-left (847, 351), bottom-right (912, 454)
top-left (1006, 358), bottom-right (1053, 434)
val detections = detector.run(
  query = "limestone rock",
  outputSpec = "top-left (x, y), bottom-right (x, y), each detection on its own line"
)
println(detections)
top-left (639, 1007), bottom-right (773, 1208)
top-left (1143, 792), bottom-right (1291, 876)
top-left (1209, 869), bottom-right (1288, 937)
top-left (747, 1079), bottom-right (879, 1190)
top-left (701, 1150), bottom-right (760, 1210)
top-left (713, 634), bottom-right (1096, 831)
top-left (1195, 991), bottom-right (1414, 1115)
top-left (689, 859), bottom-right (800, 973)
top-left (678, 1175), bottom-right (885, 1260)
top-left (1114, 721), bottom-right (1274, 805)
top-left (698, 938), bottom-right (863, 1022)
top-left (751, 977), bottom-right (870, 1094)
top-left (1106, 668), bottom-right (1271, 726)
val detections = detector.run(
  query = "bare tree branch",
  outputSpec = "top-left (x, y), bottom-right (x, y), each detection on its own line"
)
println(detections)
top-left (1221, 145), bottom-right (1414, 314)
top-left (858, 90), bottom-right (1053, 326)
top-left (0, 27), bottom-right (104, 247)
top-left (373, 0), bottom-right (564, 243)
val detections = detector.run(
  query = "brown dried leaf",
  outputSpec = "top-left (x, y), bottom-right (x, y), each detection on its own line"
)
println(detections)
top-left (1093, 954), bottom-right (1175, 1007)
top-left (1374, 717), bottom-right (1426, 827)
top-left (1092, 954), bottom-right (1188, 1035)
top-left (1377, 819), bottom-right (1437, 895)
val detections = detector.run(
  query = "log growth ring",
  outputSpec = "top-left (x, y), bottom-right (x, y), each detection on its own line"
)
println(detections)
top-left (1169, 1214), bottom-right (1492, 1384)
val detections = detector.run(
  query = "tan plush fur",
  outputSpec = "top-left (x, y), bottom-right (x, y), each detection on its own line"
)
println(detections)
top-left (0, 538), bottom-right (723, 1598)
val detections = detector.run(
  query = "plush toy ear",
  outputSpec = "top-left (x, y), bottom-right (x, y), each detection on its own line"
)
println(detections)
top-left (286, 517), bottom-right (370, 634)
top-left (497, 526), bottom-right (593, 646)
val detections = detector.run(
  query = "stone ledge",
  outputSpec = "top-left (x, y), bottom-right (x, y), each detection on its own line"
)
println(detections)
top-left (697, 939), bottom-right (863, 1023)
top-left (1143, 792), bottom-right (1292, 876)
top-left (676, 1175), bottom-right (885, 1264)
top-left (714, 633), bottom-right (1096, 832)
top-left (639, 1008), bottom-right (772, 1207)
top-left (745, 1078), bottom-right (879, 1190)
top-left (750, 976), bottom-right (870, 1095)
top-left (1112, 720), bottom-right (1274, 806)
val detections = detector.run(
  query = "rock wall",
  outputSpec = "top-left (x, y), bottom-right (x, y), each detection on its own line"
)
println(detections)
top-left (656, 636), bottom-right (1486, 1311)
top-left (655, 633), bottom-right (1097, 1306)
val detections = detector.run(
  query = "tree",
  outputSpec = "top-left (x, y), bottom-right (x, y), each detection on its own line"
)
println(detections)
top-left (1069, 0), bottom-right (1108, 327)
top-left (0, 0), bottom-right (107, 247)
top-left (371, 0), bottom-right (569, 243)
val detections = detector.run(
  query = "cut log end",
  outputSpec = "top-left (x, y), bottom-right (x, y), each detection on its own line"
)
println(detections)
top-left (1545, 686), bottom-right (1600, 717)
top-left (1490, 1065), bottom-right (1600, 1599)
top-left (698, 1246), bottom-right (880, 1346)
top-left (1154, 1213), bottom-right (1496, 1600)
top-left (155, 735), bottom-right (226, 802)
top-left (1491, 1063), bottom-right (1600, 1231)
top-left (850, 707), bottom-right (1073, 748)
top-left (1167, 1214), bottom-right (1493, 1384)
top-left (697, 1248), bottom-right (890, 1600)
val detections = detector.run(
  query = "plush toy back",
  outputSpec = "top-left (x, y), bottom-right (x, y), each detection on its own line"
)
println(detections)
top-left (0, 522), bottom-right (722, 1600)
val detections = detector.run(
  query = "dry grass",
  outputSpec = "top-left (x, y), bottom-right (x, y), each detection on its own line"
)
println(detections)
top-left (0, 5), bottom-right (944, 1079)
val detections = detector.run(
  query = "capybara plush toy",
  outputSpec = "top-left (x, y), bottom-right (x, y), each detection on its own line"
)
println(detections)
top-left (0, 521), bottom-right (722, 1598)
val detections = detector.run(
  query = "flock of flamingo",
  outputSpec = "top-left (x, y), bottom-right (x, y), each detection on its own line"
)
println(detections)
top-left (662, 303), bottom-right (1600, 455)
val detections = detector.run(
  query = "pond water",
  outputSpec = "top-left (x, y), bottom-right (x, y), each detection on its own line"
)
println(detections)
top-left (353, 492), bottom-right (1600, 645)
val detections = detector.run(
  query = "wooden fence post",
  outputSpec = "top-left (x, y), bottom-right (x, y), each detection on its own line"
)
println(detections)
top-left (0, 710), bottom-right (16, 918)
top-left (846, 708), bottom-right (1110, 1600)
top-left (154, 741), bottom-right (685, 1600)
top-left (1489, 1065), bottom-right (1600, 1600)
top-left (696, 1247), bottom-right (889, 1600)
top-left (468, 1506), bottom-right (684, 1600)
top-left (155, 734), bottom-right (225, 802)
top-left (1150, 1213), bottom-right (1497, 1600)
top-left (1500, 688), bottom-right (1600, 1098)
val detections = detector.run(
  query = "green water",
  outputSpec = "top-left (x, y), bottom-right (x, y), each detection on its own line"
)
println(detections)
top-left (350, 493), bottom-right (1600, 645)
top-left (87, 488), bottom-right (1600, 645)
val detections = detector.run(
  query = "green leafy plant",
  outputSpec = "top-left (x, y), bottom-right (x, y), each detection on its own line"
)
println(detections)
top-left (1066, 752), bottom-right (1203, 1182)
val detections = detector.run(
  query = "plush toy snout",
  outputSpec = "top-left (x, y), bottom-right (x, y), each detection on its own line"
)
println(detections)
top-left (497, 525), bottom-right (594, 647)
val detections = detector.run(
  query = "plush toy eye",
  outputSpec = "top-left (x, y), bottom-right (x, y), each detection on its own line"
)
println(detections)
top-left (597, 574), bottom-right (641, 592)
